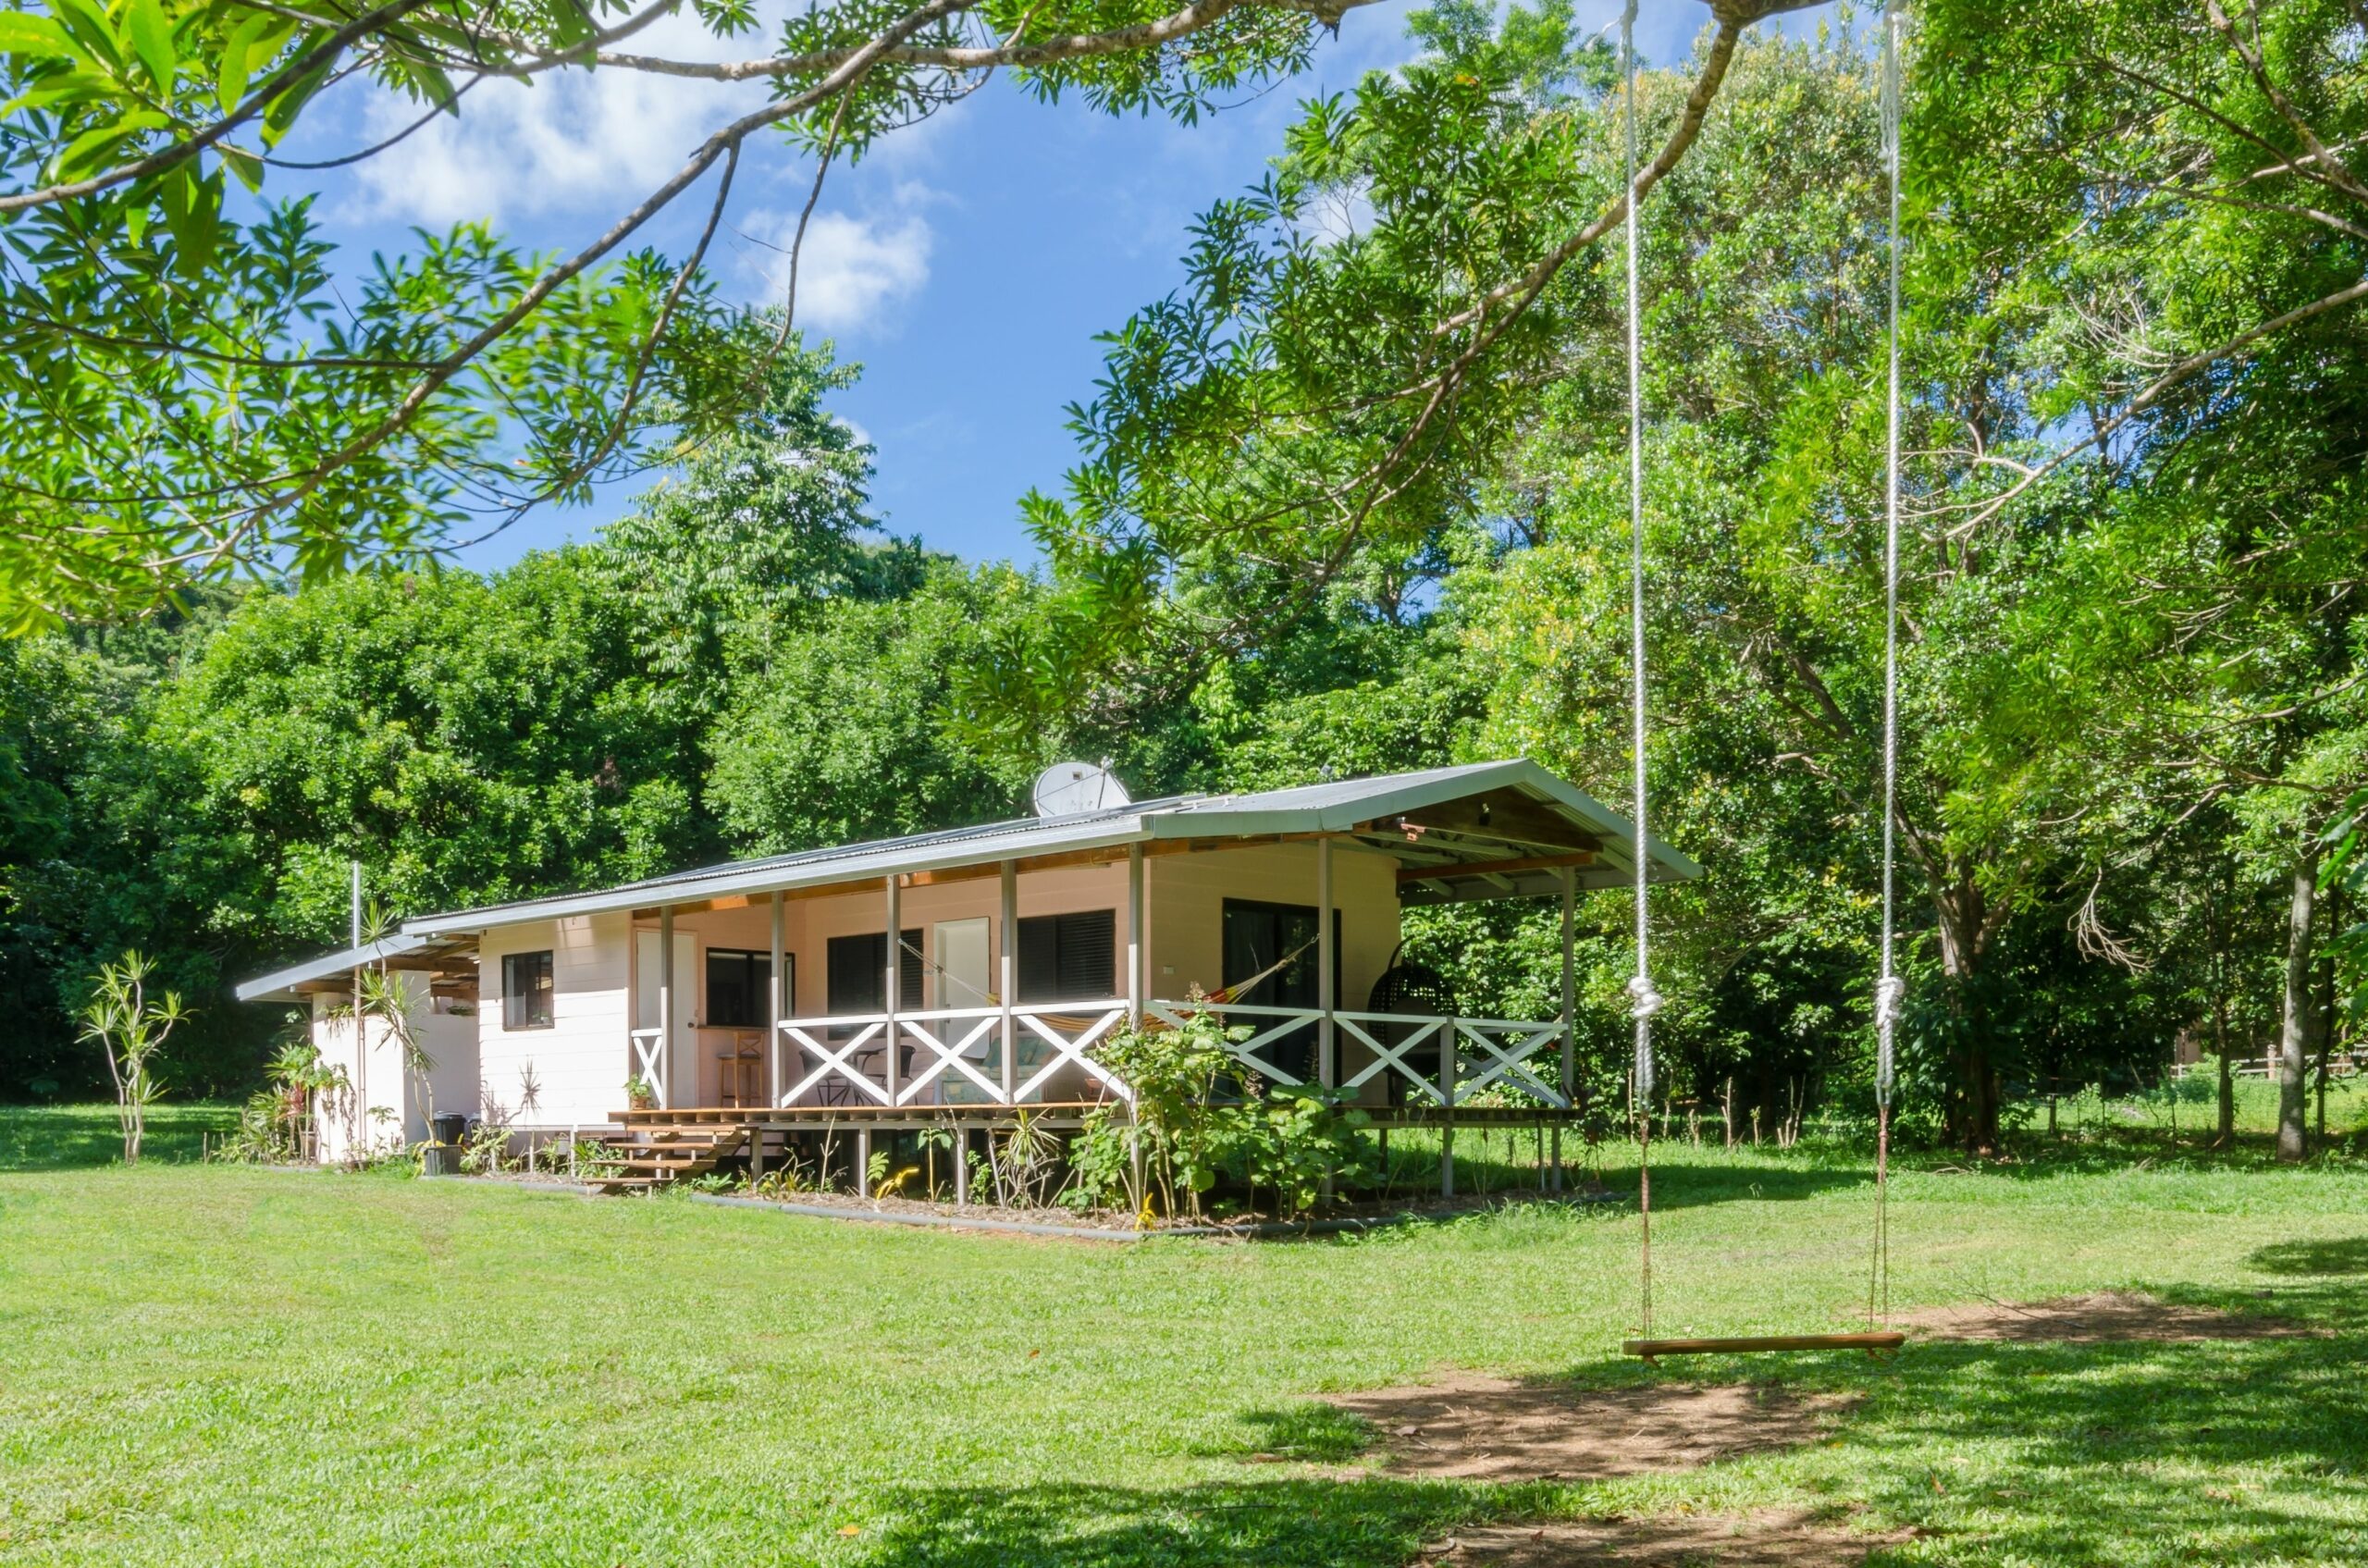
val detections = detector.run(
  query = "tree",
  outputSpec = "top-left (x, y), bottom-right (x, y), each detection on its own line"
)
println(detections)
top-left (707, 562), bottom-right (1047, 850)
top-left (0, 0), bottom-right (1429, 627)
top-left (79, 950), bottom-right (184, 1163)
top-left (589, 332), bottom-right (922, 715)
top-left (993, 1), bottom-right (2368, 1148)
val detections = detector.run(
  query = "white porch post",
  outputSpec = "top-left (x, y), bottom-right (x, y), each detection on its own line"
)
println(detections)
top-left (999, 860), bottom-right (1018, 1101)
top-left (883, 873), bottom-right (901, 1105)
top-left (770, 890), bottom-right (786, 1109)
top-left (1127, 844), bottom-right (1145, 1031)
top-left (1556, 865), bottom-right (1577, 1191)
top-left (1317, 835), bottom-right (1336, 1091)
top-left (658, 906), bottom-right (675, 1110)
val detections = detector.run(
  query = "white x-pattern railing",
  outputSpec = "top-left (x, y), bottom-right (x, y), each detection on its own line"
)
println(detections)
top-left (628, 1026), bottom-right (667, 1105)
top-left (773, 1002), bottom-right (1134, 1108)
top-left (684, 1000), bottom-right (1570, 1111)
top-left (1146, 1000), bottom-right (1570, 1108)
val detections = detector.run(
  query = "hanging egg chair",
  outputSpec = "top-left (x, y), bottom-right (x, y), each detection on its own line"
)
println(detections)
top-left (1367, 944), bottom-right (1457, 1105)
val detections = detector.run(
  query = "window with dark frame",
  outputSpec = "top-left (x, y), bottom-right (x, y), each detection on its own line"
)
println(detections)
top-left (501, 950), bottom-right (554, 1031)
top-left (704, 948), bottom-right (784, 1028)
top-left (825, 931), bottom-right (923, 1013)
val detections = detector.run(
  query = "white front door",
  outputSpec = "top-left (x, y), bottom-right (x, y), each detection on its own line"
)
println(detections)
top-left (934, 918), bottom-right (993, 1101)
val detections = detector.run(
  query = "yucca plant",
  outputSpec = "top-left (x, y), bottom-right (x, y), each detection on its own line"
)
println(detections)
top-left (80, 953), bottom-right (185, 1166)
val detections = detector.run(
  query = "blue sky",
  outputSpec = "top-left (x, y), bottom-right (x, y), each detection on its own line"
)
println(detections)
top-left (283, 1), bottom-right (1826, 571)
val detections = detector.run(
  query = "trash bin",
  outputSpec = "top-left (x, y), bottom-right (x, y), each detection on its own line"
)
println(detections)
top-left (432, 1113), bottom-right (468, 1146)
top-left (420, 1142), bottom-right (458, 1177)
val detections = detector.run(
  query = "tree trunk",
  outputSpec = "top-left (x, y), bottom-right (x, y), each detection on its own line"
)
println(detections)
top-left (2276, 842), bottom-right (2319, 1165)
top-left (2315, 939), bottom-right (2337, 1141)
top-left (2211, 882), bottom-right (2235, 1145)
top-left (1932, 875), bottom-right (2004, 1154)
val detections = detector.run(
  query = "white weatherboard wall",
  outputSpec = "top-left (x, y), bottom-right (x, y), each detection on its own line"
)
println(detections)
top-left (477, 912), bottom-right (631, 1130)
top-left (307, 973), bottom-right (478, 1160)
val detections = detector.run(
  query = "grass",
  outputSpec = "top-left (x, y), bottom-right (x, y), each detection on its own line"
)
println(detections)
top-left (2, 1105), bottom-right (2364, 1566)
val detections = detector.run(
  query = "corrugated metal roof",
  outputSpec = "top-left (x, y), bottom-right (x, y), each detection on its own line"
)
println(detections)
top-left (388, 758), bottom-right (1695, 939)
top-left (234, 934), bottom-right (442, 1003)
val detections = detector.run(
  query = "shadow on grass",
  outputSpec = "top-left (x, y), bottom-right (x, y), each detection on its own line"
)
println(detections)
top-left (2246, 1236), bottom-right (2368, 1277)
top-left (850, 1475), bottom-right (1526, 1568)
top-left (1202, 1402), bottom-right (1376, 1463)
top-left (0, 1104), bottom-right (233, 1172)
top-left (855, 1279), bottom-right (2368, 1568)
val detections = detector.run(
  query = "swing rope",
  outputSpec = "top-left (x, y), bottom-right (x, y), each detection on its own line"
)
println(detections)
top-left (1618, 0), bottom-right (1660, 1348)
top-left (1621, 0), bottom-right (1911, 1361)
top-left (1868, 0), bottom-right (1906, 1332)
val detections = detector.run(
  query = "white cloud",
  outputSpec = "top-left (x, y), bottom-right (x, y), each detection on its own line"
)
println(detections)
top-left (346, 12), bottom-right (770, 225)
top-left (736, 186), bottom-right (937, 335)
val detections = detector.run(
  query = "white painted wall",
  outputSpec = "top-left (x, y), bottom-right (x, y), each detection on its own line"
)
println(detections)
top-left (306, 973), bottom-right (479, 1159)
top-left (477, 911), bottom-right (632, 1130)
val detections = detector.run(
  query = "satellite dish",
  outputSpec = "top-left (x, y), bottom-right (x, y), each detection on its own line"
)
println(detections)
top-left (1032, 760), bottom-right (1131, 818)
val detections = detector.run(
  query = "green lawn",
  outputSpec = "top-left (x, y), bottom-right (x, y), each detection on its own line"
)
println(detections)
top-left (3, 1105), bottom-right (2363, 1566)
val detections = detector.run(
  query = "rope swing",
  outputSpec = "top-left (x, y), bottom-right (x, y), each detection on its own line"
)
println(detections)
top-left (1622, 0), bottom-right (1909, 1366)
top-left (1618, 0), bottom-right (1662, 1348)
top-left (1868, 0), bottom-right (1906, 1332)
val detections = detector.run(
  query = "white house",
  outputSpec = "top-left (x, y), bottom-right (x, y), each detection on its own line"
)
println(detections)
top-left (239, 759), bottom-right (1698, 1187)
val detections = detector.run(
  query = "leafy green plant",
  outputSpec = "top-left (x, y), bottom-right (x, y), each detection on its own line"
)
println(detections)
top-left (78, 952), bottom-right (183, 1165)
top-left (458, 1119), bottom-right (515, 1176)
top-left (218, 1038), bottom-right (343, 1164)
top-left (1074, 1017), bottom-right (1374, 1220)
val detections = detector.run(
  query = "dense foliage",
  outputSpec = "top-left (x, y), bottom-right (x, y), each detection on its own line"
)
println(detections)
top-left (1, 5), bottom-right (2359, 1155)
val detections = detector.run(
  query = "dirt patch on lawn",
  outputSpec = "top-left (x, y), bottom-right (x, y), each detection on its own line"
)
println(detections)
top-left (1420, 1509), bottom-right (1901, 1566)
top-left (1326, 1375), bottom-right (1857, 1483)
top-left (1895, 1290), bottom-right (2314, 1344)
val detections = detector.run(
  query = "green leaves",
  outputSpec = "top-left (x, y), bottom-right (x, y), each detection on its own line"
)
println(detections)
top-left (122, 0), bottom-right (178, 93)
top-left (0, 13), bottom-right (75, 58)
top-left (215, 12), bottom-right (290, 116)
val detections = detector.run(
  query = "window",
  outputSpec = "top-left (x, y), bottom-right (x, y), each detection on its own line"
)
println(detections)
top-left (502, 950), bottom-right (554, 1031)
top-left (1018, 909), bottom-right (1116, 1003)
top-left (825, 931), bottom-right (923, 1013)
top-left (704, 948), bottom-right (785, 1028)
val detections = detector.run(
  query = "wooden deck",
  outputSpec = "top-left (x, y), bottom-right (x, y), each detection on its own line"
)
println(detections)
top-left (618, 1102), bottom-right (1582, 1130)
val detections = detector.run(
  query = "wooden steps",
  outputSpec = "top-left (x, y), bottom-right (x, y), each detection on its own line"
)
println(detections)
top-left (590, 1124), bottom-right (750, 1196)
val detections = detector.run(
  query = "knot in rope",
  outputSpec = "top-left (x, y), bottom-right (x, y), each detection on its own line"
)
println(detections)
top-left (1625, 973), bottom-right (1664, 1019)
top-left (1873, 975), bottom-right (1906, 1031)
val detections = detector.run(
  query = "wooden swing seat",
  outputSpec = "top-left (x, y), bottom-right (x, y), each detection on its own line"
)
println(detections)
top-left (1622, 1331), bottom-right (1906, 1364)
